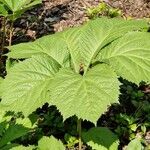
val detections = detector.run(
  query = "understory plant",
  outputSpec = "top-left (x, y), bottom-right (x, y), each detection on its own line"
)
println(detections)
top-left (87, 2), bottom-right (122, 19)
top-left (0, 0), bottom-right (41, 47)
top-left (0, 110), bottom-right (35, 150)
top-left (0, 17), bottom-right (150, 149)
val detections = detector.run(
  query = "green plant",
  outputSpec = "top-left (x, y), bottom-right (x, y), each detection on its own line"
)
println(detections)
top-left (126, 138), bottom-right (144, 150)
top-left (64, 133), bottom-right (78, 149)
top-left (1, 18), bottom-right (150, 149)
top-left (87, 2), bottom-right (122, 19)
top-left (0, 0), bottom-right (42, 46)
top-left (37, 136), bottom-right (65, 150)
top-left (0, 0), bottom-right (41, 21)
top-left (82, 127), bottom-right (119, 150)
top-left (0, 111), bottom-right (34, 150)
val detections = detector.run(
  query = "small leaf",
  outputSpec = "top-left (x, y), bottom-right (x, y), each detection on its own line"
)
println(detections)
top-left (0, 119), bottom-right (32, 147)
top-left (126, 139), bottom-right (143, 150)
top-left (129, 124), bottom-right (137, 132)
top-left (82, 127), bottom-right (119, 150)
top-left (38, 136), bottom-right (65, 150)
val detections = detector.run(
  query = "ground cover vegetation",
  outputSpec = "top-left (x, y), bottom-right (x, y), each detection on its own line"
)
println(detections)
top-left (0, 0), bottom-right (150, 150)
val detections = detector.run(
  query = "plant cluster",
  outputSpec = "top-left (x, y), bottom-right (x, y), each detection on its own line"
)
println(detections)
top-left (87, 2), bottom-right (122, 19)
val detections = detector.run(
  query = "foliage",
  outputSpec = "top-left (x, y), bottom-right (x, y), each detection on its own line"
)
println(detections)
top-left (0, 113), bottom-right (34, 150)
top-left (1, 18), bottom-right (150, 124)
top-left (0, 17), bottom-right (150, 149)
top-left (100, 79), bottom-right (150, 149)
top-left (64, 133), bottom-right (78, 148)
top-left (126, 138), bottom-right (143, 150)
top-left (87, 2), bottom-right (122, 19)
top-left (10, 145), bottom-right (34, 150)
top-left (0, 0), bottom-right (42, 21)
top-left (37, 136), bottom-right (65, 150)
top-left (82, 127), bottom-right (119, 150)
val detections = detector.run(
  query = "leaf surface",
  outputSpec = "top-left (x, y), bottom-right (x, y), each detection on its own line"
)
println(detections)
top-left (126, 139), bottom-right (142, 150)
top-left (7, 32), bottom-right (70, 67)
top-left (10, 145), bottom-right (34, 150)
top-left (50, 64), bottom-right (120, 124)
top-left (0, 119), bottom-right (32, 147)
top-left (38, 136), bottom-right (65, 150)
top-left (1, 55), bottom-right (60, 116)
top-left (98, 32), bottom-right (150, 84)
top-left (0, 0), bottom-right (41, 12)
top-left (63, 18), bottom-right (148, 73)
top-left (82, 127), bottom-right (119, 150)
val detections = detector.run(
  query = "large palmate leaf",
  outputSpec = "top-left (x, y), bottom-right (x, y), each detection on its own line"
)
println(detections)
top-left (1, 55), bottom-right (60, 116)
top-left (7, 32), bottom-right (70, 67)
top-left (7, 18), bottom-right (148, 72)
top-left (82, 127), bottom-right (119, 150)
top-left (38, 136), bottom-right (65, 150)
top-left (63, 18), bottom-right (148, 73)
top-left (50, 64), bottom-right (120, 124)
top-left (97, 32), bottom-right (150, 84)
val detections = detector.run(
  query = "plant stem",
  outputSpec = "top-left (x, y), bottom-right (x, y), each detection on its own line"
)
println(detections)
top-left (9, 21), bottom-right (14, 46)
top-left (77, 119), bottom-right (82, 150)
top-left (1, 17), bottom-right (6, 57)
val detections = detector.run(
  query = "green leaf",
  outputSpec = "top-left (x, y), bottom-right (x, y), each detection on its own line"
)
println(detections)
top-left (0, 0), bottom-right (41, 20)
top-left (16, 118), bottom-right (35, 128)
top-left (7, 32), bottom-right (70, 67)
top-left (50, 64), bottom-right (120, 124)
top-left (1, 55), bottom-right (60, 116)
top-left (98, 32), bottom-right (150, 84)
top-left (38, 136), bottom-right (65, 150)
top-left (126, 139), bottom-right (143, 150)
top-left (0, 144), bottom-right (19, 150)
top-left (82, 127), bottom-right (119, 150)
top-left (0, 0), bottom-right (41, 12)
top-left (0, 77), bottom-right (4, 98)
top-left (7, 18), bottom-right (148, 72)
top-left (63, 18), bottom-right (148, 73)
top-left (0, 4), bottom-right (8, 16)
top-left (0, 119), bottom-right (32, 147)
top-left (10, 145), bottom-right (34, 150)
top-left (0, 77), bottom-right (3, 84)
